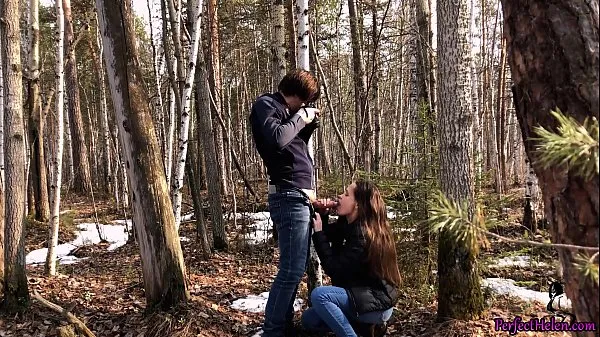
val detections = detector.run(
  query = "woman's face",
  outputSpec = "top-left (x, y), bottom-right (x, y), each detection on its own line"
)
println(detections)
top-left (337, 183), bottom-right (358, 219)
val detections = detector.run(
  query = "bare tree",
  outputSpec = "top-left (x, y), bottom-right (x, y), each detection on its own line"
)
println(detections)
top-left (63, 0), bottom-right (93, 194)
top-left (46, 0), bottom-right (66, 277)
top-left (172, 0), bottom-right (204, 230)
top-left (436, 0), bottom-right (484, 320)
top-left (1, 0), bottom-right (29, 310)
top-left (96, 0), bottom-right (190, 308)
top-left (27, 0), bottom-right (50, 223)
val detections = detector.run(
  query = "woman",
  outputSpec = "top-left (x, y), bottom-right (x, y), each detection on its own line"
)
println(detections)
top-left (301, 180), bottom-right (401, 337)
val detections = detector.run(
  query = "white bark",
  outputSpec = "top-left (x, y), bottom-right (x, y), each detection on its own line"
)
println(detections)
top-left (296, 0), bottom-right (323, 293)
top-left (166, 87), bottom-right (175, 186)
top-left (95, 16), bottom-right (113, 195)
top-left (46, 0), bottom-right (65, 276)
top-left (171, 0), bottom-right (204, 230)
top-left (64, 98), bottom-right (74, 185)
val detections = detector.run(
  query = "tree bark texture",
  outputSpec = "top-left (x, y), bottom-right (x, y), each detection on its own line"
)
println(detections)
top-left (96, 0), bottom-right (190, 309)
top-left (502, 0), bottom-right (599, 331)
top-left (1, 0), bottom-right (30, 309)
top-left (436, 0), bottom-right (484, 320)
top-left (63, 0), bottom-right (93, 194)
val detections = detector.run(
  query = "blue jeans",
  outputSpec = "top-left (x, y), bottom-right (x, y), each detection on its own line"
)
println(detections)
top-left (301, 286), bottom-right (394, 337)
top-left (262, 188), bottom-right (312, 337)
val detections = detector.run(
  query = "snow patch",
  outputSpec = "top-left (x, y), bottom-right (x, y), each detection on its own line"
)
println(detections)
top-left (26, 220), bottom-right (131, 265)
top-left (230, 292), bottom-right (303, 314)
top-left (482, 278), bottom-right (571, 309)
top-left (488, 255), bottom-right (548, 268)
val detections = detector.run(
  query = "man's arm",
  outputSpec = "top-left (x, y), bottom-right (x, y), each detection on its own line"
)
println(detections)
top-left (298, 118), bottom-right (319, 143)
top-left (251, 98), bottom-right (307, 149)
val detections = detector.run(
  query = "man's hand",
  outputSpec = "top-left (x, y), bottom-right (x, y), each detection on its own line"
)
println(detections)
top-left (313, 213), bottom-right (323, 232)
top-left (297, 107), bottom-right (319, 123)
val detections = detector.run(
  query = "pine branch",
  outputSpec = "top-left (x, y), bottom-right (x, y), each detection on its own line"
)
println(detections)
top-left (534, 109), bottom-right (599, 180)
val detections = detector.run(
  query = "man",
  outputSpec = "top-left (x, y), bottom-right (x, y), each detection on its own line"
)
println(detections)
top-left (250, 70), bottom-right (321, 336)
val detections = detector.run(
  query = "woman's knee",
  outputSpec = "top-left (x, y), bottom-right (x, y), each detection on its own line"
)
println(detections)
top-left (310, 286), bottom-right (334, 306)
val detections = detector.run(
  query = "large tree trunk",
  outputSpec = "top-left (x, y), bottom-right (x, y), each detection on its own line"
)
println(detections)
top-left (272, 0), bottom-right (287, 89)
top-left (45, 0), bottom-right (65, 277)
top-left (1, 0), bottom-right (30, 310)
top-left (96, 0), bottom-right (190, 309)
top-left (436, 0), bottom-right (484, 320)
top-left (501, 1), bottom-right (599, 332)
top-left (27, 0), bottom-right (50, 223)
top-left (63, 0), bottom-right (93, 194)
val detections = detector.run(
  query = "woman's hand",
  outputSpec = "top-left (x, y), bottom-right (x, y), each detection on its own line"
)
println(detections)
top-left (313, 213), bottom-right (323, 232)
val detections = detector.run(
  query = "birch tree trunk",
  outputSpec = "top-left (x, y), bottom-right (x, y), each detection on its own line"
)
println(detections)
top-left (296, 0), bottom-right (323, 300)
top-left (46, 0), bottom-right (65, 277)
top-left (436, 0), bottom-right (484, 320)
top-left (1, 0), bottom-right (30, 310)
top-left (96, 0), bottom-right (189, 308)
top-left (172, 0), bottom-right (204, 230)
top-left (502, 1), bottom-right (599, 330)
top-left (27, 0), bottom-right (49, 223)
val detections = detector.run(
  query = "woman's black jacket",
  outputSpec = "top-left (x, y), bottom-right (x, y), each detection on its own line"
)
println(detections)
top-left (311, 214), bottom-right (399, 315)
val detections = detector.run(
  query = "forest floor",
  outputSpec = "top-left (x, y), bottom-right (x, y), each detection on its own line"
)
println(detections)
top-left (0, 188), bottom-right (578, 337)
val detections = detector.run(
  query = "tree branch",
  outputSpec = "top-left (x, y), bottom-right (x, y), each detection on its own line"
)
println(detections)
top-left (33, 290), bottom-right (96, 337)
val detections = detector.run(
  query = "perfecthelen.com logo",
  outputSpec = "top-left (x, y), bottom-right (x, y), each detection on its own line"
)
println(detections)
top-left (494, 316), bottom-right (597, 335)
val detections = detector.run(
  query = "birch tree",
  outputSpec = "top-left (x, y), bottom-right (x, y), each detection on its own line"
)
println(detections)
top-left (502, 0), bottom-right (599, 330)
top-left (46, 0), bottom-right (65, 277)
top-left (436, 0), bottom-right (484, 320)
top-left (1, 0), bottom-right (29, 310)
top-left (172, 0), bottom-right (204, 230)
top-left (96, 0), bottom-right (189, 308)
top-left (296, 0), bottom-right (323, 298)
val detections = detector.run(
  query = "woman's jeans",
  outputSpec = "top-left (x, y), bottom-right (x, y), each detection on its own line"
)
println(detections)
top-left (262, 188), bottom-right (312, 337)
top-left (301, 286), bottom-right (394, 337)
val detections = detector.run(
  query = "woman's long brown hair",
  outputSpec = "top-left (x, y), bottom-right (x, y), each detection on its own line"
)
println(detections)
top-left (354, 180), bottom-right (402, 287)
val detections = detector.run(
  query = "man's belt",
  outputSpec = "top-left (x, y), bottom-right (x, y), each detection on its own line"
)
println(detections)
top-left (268, 184), bottom-right (316, 201)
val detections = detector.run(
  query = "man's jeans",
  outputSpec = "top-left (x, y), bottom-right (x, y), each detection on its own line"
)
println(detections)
top-left (301, 286), bottom-right (394, 337)
top-left (262, 188), bottom-right (311, 337)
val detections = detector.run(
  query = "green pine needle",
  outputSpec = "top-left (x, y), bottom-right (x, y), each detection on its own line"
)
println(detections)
top-left (534, 109), bottom-right (599, 180)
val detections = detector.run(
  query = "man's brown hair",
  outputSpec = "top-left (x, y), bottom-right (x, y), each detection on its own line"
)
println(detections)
top-left (278, 69), bottom-right (320, 102)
